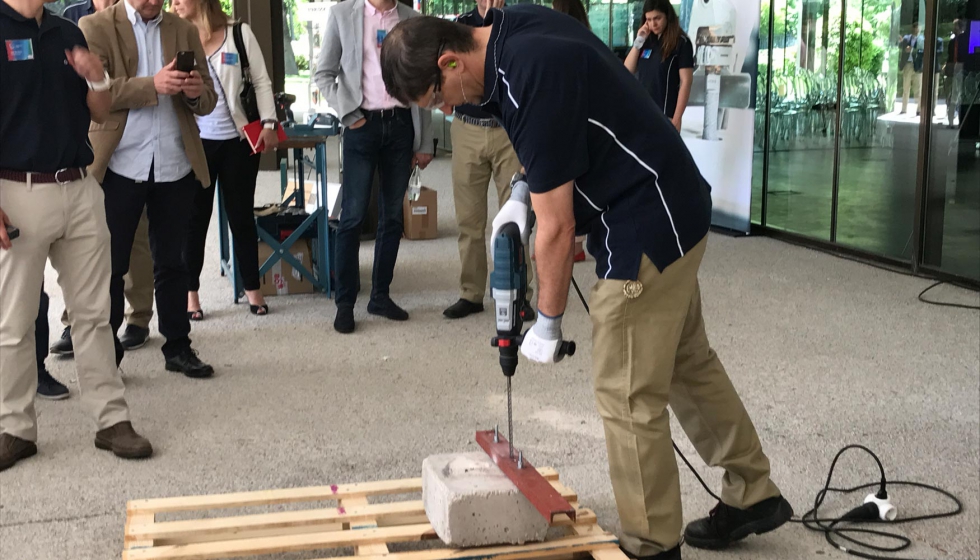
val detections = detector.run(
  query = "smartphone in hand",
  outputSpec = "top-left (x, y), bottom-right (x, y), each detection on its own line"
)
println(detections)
top-left (175, 51), bottom-right (195, 73)
top-left (5, 225), bottom-right (19, 241)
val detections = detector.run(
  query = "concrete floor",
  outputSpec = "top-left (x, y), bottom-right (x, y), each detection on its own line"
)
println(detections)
top-left (1, 146), bottom-right (978, 560)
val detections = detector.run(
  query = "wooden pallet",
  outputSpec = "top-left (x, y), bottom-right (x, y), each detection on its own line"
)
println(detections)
top-left (122, 467), bottom-right (625, 560)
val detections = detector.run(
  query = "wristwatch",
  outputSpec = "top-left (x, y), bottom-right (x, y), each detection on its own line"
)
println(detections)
top-left (261, 118), bottom-right (277, 130)
top-left (86, 69), bottom-right (111, 92)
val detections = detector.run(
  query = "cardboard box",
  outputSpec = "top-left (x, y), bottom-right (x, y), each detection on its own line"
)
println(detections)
top-left (257, 239), bottom-right (315, 296)
top-left (403, 186), bottom-right (438, 240)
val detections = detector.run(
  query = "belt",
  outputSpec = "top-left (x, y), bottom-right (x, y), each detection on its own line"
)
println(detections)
top-left (362, 107), bottom-right (411, 118)
top-left (453, 112), bottom-right (500, 128)
top-left (0, 168), bottom-right (86, 185)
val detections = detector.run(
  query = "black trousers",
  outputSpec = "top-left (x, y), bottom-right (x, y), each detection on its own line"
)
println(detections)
top-left (102, 167), bottom-right (197, 362)
top-left (184, 138), bottom-right (262, 292)
top-left (36, 287), bottom-right (49, 376)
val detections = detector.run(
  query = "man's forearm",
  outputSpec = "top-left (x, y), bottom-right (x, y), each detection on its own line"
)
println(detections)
top-left (87, 89), bottom-right (111, 123)
top-left (534, 221), bottom-right (575, 317)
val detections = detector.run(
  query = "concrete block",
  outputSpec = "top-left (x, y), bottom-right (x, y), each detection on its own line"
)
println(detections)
top-left (423, 452), bottom-right (550, 547)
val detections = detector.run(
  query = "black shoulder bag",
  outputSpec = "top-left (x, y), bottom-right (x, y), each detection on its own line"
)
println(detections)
top-left (232, 22), bottom-right (261, 123)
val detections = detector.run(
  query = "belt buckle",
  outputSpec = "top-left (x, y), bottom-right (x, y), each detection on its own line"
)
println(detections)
top-left (54, 168), bottom-right (73, 185)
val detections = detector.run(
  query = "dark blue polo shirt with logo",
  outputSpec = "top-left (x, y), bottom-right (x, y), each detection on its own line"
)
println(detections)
top-left (0, 2), bottom-right (93, 173)
top-left (635, 33), bottom-right (694, 118)
top-left (478, 5), bottom-right (712, 280)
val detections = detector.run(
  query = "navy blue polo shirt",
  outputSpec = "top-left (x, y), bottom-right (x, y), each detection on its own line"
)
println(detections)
top-left (0, 1), bottom-right (93, 173)
top-left (478, 5), bottom-right (712, 280)
top-left (635, 33), bottom-right (694, 118)
top-left (454, 7), bottom-right (496, 122)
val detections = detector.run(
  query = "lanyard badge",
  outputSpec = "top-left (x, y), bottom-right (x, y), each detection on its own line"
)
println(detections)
top-left (377, 29), bottom-right (388, 48)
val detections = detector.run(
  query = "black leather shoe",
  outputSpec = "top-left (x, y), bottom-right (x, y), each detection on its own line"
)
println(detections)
top-left (119, 325), bottom-right (150, 350)
top-left (620, 544), bottom-right (681, 560)
top-left (0, 433), bottom-right (37, 472)
top-left (165, 349), bottom-right (214, 379)
top-left (367, 297), bottom-right (409, 321)
top-left (684, 496), bottom-right (793, 550)
top-left (443, 299), bottom-right (484, 319)
top-left (49, 326), bottom-right (73, 357)
top-left (334, 305), bottom-right (355, 334)
top-left (520, 302), bottom-right (536, 322)
top-left (37, 370), bottom-right (70, 400)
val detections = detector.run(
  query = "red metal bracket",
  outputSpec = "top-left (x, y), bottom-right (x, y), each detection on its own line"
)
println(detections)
top-left (475, 430), bottom-right (577, 524)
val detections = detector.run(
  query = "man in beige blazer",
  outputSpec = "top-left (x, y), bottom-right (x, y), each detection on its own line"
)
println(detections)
top-left (80, 0), bottom-right (218, 378)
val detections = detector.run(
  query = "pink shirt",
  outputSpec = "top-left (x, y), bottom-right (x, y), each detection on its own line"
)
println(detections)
top-left (361, 1), bottom-right (402, 110)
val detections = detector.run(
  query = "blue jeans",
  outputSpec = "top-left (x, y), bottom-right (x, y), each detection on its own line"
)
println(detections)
top-left (336, 109), bottom-right (415, 307)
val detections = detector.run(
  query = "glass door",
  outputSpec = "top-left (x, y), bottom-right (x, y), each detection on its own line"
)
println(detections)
top-left (762, 0), bottom-right (842, 240)
top-left (923, 0), bottom-right (980, 280)
top-left (834, 0), bottom-right (920, 259)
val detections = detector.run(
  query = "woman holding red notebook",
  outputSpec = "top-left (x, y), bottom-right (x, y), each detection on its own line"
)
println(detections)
top-left (173, 0), bottom-right (278, 317)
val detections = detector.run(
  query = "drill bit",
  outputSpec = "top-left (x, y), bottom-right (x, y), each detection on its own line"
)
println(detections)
top-left (506, 376), bottom-right (514, 459)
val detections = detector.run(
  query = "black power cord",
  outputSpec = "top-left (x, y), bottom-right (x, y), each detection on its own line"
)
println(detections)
top-left (793, 445), bottom-right (963, 560)
top-left (567, 276), bottom-right (964, 559)
top-left (918, 281), bottom-right (980, 311)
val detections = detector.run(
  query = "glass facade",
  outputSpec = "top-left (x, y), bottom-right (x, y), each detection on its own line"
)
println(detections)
top-left (273, 0), bottom-right (977, 283)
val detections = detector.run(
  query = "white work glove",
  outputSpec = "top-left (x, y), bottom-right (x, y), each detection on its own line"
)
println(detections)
top-left (521, 313), bottom-right (564, 364)
top-left (491, 173), bottom-right (532, 247)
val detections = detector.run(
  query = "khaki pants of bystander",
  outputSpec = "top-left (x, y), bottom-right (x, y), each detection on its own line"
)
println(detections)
top-left (451, 117), bottom-right (533, 302)
top-left (0, 174), bottom-right (130, 442)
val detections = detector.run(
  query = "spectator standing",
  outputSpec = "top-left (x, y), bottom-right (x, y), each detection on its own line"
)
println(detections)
top-left (51, 0), bottom-right (155, 359)
top-left (1, 0), bottom-right (152, 471)
top-left (172, 0), bottom-right (278, 318)
top-left (313, 0), bottom-right (434, 334)
top-left (899, 23), bottom-right (924, 115)
top-left (79, 0), bottom-right (217, 378)
top-left (442, 0), bottom-right (536, 320)
top-left (624, 0), bottom-right (693, 132)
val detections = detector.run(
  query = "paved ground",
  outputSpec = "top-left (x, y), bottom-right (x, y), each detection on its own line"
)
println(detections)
top-left (1, 147), bottom-right (978, 560)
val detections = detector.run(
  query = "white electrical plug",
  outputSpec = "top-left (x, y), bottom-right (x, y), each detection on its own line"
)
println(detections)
top-left (864, 493), bottom-right (898, 521)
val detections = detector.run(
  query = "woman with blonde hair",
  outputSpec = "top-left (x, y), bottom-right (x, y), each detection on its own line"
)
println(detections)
top-left (172, 0), bottom-right (278, 317)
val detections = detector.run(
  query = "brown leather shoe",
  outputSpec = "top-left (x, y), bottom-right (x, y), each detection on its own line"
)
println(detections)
top-left (0, 433), bottom-right (38, 472)
top-left (94, 422), bottom-right (153, 459)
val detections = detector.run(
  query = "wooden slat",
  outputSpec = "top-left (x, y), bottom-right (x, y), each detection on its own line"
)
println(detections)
top-left (127, 483), bottom-right (579, 543)
top-left (122, 511), bottom-right (599, 560)
top-left (332, 532), bottom-right (620, 560)
top-left (566, 526), bottom-right (628, 560)
top-left (154, 523), bottom-right (345, 547)
top-left (122, 523), bottom-right (439, 560)
top-left (125, 512), bottom-right (155, 550)
top-left (342, 496), bottom-right (389, 556)
top-left (127, 501), bottom-right (420, 541)
top-left (127, 468), bottom-right (561, 515)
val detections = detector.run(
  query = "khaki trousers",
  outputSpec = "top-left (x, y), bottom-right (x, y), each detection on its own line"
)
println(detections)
top-left (0, 175), bottom-right (130, 442)
top-left (901, 65), bottom-right (922, 114)
top-left (590, 236), bottom-right (780, 555)
top-left (451, 118), bottom-right (533, 302)
top-left (60, 210), bottom-right (153, 330)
